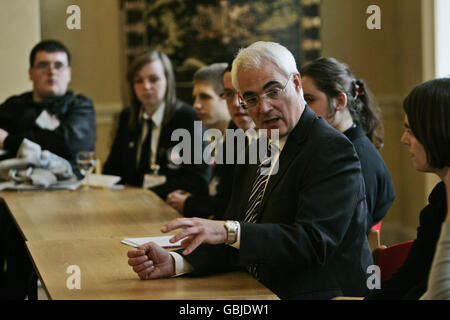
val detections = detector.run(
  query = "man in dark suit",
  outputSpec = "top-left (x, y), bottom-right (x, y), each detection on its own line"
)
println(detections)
top-left (127, 41), bottom-right (373, 299)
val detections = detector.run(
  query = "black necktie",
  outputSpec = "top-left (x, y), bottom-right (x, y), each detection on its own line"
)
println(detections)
top-left (139, 120), bottom-right (153, 174)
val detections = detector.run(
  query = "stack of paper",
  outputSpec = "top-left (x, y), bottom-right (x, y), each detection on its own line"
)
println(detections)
top-left (121, 235), bottom-right (182, 248)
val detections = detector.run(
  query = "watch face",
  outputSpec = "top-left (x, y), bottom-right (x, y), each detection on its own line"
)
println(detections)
top-left (226, 221), bottom-right (236, 231)
top-left (225, 221), bottom-right (237, 244)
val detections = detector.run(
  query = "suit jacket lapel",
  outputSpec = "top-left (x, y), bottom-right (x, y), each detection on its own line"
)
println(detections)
top-left (259, 106), bottom-right (316, 216)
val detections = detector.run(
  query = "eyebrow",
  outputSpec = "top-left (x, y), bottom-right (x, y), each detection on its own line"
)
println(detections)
top-left (242, 80), bottom-right (283, 98)
top-left (194, 92), bottom-right (213, 99)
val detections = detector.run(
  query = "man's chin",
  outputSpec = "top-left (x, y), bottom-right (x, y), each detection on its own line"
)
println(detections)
top-left (259, 127), bottom-right (283, 139)
top-left (35, 89), bottom-right (66, 100)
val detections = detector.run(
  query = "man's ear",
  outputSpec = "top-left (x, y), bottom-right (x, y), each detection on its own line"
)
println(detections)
top-left (334, 92), bottom-right (347, 111)
top-left (293, 73), bottom-right (302, 93)
top-left (67, 67), bottom-right (72, 82)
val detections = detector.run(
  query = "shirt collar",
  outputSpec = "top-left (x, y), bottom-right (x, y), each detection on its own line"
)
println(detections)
top-left (141, 103), bottom-right (165, 127)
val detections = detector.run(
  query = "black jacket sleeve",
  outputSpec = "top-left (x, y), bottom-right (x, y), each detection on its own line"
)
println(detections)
top-left (150, 102), bottom-right (212, 199)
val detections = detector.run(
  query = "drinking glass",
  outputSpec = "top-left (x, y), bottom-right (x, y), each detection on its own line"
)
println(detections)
top-left (76, 151), bottom-right (96, 189)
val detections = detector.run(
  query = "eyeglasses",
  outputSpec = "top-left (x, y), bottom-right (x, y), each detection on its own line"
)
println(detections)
top-left (240, 74), bottom-right (293, 110)
top-left (33, 61), bottom-right (68, 72)
top-left (220, 89), bottom-right (240, 102)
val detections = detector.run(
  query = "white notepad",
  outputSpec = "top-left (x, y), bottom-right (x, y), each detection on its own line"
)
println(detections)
top-left (121, 235), bottom-right (182, 248)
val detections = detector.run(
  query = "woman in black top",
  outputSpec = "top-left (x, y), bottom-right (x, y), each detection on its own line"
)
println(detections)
top-left (365, 78), bottom-right (450, 299)
top-left (103, 50), bottom-right (211, 200)
top-left (301, 57), bottom-right (394, 231)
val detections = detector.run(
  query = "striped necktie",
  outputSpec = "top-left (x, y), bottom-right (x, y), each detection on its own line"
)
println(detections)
top-left (244, 141), bottom-right (274, 279)
top-left (244, 158), bottom-right (271, 279)
top-left (244, 139), bottom-right (273, 224)
top-left (244, 161), bottom-right (271, 223)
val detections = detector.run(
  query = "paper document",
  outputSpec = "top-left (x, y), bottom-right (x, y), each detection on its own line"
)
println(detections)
top-left (121, 235), bottom-right (182, 248)
top-left (83, 173), bottom-right (121, 188)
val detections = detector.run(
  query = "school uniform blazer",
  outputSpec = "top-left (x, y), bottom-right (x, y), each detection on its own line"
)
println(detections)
top-left (344, 125), bottom-right (395, 231)
top-left (180, 106), bottom-right (373, 300)
top-left (183, 121), bottom-right (238, 220)
top-left (103, 101), bottom-right (212, 199)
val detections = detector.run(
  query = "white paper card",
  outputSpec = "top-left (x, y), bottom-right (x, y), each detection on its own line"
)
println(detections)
top-left (143, 174), bottom-right (166, 189)
top-left (35, 110), bottom-right (60, 131)
top-left (121, 235), bottom-right (182, 248)
top-left (83, 173), bottom-right (121, 188)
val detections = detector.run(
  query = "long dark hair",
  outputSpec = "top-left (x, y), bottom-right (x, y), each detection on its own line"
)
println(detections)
top-left (403, 78), bottom-right (450, 169)
top-left (126, 49), bottom-right (177, 133)
top-left (301, 57), bottom-right (384, 149)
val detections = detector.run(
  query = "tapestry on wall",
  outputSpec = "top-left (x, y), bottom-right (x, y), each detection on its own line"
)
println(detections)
top-left (121, 0), bottom-right (321, 103)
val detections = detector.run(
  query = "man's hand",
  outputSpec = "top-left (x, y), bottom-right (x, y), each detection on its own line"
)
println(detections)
top-left (0, 128), bottom-right (9, 149)
top-left (166, 190), bottom-right (191, 214)
top-left (127, 242), bottom-right (175, 280)
top-left (162, 218), bottom-right (228, 255)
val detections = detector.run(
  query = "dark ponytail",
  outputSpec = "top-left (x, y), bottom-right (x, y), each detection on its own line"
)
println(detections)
top-left (301, 57), bottom-right (384, 149)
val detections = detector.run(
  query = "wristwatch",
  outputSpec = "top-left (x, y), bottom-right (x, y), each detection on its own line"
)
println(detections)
top-left (224, 220), bottom-right (239, 245)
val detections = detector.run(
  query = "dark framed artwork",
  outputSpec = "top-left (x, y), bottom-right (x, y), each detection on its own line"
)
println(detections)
top-left (121, 0), bottom-right (321, 104)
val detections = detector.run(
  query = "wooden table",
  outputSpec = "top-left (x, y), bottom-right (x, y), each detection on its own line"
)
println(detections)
top-left (1, 187), bottom-right (278, 300)
top-left (0, 187), bottom-right (180, 241)
top-left (26, 238), bottom-right (277, 300)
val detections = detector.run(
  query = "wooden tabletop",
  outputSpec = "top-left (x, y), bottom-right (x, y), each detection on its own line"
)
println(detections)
top-left (0, 187), bottom-right (180, 241)
top-left (26, 238), bottom-right (277, 300)
top-left (1, 187), bottom-right (278, 300)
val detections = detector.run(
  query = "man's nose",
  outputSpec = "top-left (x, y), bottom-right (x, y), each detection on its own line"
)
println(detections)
top-left (257, 96), bottom-right (273, 113)
top-left (232, 95), bottom-right (242, 109)
top-left (193, 97), bottom-right (202, 109)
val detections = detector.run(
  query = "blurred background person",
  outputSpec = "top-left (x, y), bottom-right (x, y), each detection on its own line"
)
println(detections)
top-left (192, 63), bottom-right (231, 135)
top-left (367, 78), bottom-right (450, 300)
top-left (103, 50), bottom-right (211, 200)
top-left (166, 62), bottom-right (256, 219)
top-left (0, 39), bottom-right (96, 299)
top-left (301, 57), bottom-right (394, 232)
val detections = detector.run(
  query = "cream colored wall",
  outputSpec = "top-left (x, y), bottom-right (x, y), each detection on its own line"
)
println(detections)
top-left (39, 0), bottom-right (124, 166)
top-left (321, 0), bottom-right (433, 244)
top-left (0, 0), bottom-right (41, 102)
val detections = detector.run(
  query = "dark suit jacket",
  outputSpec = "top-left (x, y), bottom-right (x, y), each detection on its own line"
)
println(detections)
top-left (365, 182), bottom-right (447, 300)
top-left (180, 106), bottom-right (373, 299)
top-left (103, 101), bottom-right (212, 199)
top-left (183, 121), bottom-right (239, 220)
top-left (344, 125), bottom-right (395, 231)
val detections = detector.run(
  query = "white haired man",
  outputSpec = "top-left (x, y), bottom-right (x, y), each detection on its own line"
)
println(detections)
top-left (127, 42), bottom-right (372, 300)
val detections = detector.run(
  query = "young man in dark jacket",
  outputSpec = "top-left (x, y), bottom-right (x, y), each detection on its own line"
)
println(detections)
top-left (0, 40), bottom-right (96, 299)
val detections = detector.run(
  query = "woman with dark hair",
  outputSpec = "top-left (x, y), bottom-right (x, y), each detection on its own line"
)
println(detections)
top-left (366, 78), bottom-right (450, 300)
top-left (300, 57), bottom-right (394, 231)
top-left (103, 50), bottom-right (211, 200)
